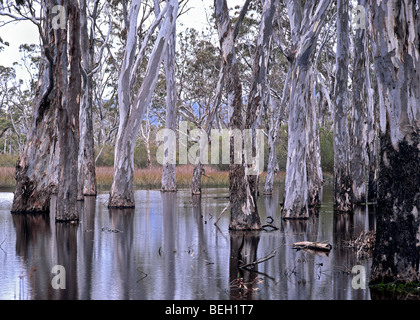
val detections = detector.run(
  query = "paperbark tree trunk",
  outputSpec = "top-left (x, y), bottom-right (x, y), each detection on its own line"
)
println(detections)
top-left (245, 0), bottom-right (278, 213)
top-left (214, 0), bottom-right (261, 230)
top-left (11, 32), bottom-right (58, 213)
top-left (77, 0), bottom-right (97, 200)
top-left (263, 127), bottom-right (277, 195)
top-left (306, 69), bottom-right (323, 207)
top-left (161, 26), bottom-right (177, 192)
top-left (109, 0), bottom-right (178, 208)
top-left (282, 0), bottom-right (331, 219)
top-left (333, 0), bottom-right (353, 212)
top-left (350, 0), bottom-right (369, 205)
top-left (76, 0), bottom-right (96, 200)
top-left (55, 0), bottom-right (82, 221)
top-left (263, 65), bottom-right (291, 195)
top-left (191, 162), bottom-right (203, 195)
top-left (369, 0), bottom-right (420, 284)
top-left (365, 3), bottom-right (378, 204)
top-left (11, 0), bottom-right (80, 221)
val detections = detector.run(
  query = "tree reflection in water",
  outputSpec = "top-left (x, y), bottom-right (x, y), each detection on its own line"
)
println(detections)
top-left (3, 186), bottom-right (375, 300)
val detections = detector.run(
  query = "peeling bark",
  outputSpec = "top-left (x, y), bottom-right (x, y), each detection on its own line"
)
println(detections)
top-left (214, 0), bottom-right (261, 230)
top-left (369, 0), bottom-right (420, 284)
top-left (161, 26), bottom-right (177, 192)
top-left (11, 1), bottom-right (80, 219)
top-left (109, 0), bottom-right (178, 208)
top-left (263, 65), bottom-right (291, 195)
top-left (306, 69), bottom-right (323, 207)
top-left (350, 0), bottom-right (369, 205)
top-left (191, 162), bottom-right (203, 195)
top-left (77, 0), bottom-right (97, 200)
top-left (245, 0), bottom-right (277, 217)
top-left (55, 0), bottom-right (82, 221)
top-left (283, 65), bottom-right (311, 218)
top-left (333, 0), bottom-right (353, 212)
top-left (365, 4), bottom-right (378, 204)
top-left (11, 55), bottom-right (58, 213)
top-left (282, 0), bottom-right (331, 219)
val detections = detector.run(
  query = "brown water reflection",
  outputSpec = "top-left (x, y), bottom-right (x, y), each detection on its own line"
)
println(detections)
top-left (0, 185), bottom-right (375, 300)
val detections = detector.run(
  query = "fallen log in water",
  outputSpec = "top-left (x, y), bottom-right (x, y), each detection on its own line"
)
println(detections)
top-left (292, 241), bottom-right (332, 252)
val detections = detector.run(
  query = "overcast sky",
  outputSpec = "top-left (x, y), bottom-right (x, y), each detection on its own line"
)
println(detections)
top-left (0, 0), bottom-right (244, 82)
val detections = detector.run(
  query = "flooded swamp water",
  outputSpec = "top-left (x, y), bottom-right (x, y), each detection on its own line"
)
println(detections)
top-left (0, 184), bottom-right (376, 300)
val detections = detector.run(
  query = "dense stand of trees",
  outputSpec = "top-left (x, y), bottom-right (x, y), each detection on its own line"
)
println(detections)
top-left (0, 0), bottom-right (419, 286)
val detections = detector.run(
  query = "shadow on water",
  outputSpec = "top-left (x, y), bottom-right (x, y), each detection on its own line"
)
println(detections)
top-left (0, 184), bottom-right (378, 300)
top-left (229, 231), bottom-right (260, 300)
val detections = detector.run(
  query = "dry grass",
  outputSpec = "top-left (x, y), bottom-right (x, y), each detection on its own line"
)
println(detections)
top-left (0, 167), bottom-right (16, 188)
top-left (0, 165), bottom-right (285, 190)
top-left (96, 165), bottom-right (231, 190)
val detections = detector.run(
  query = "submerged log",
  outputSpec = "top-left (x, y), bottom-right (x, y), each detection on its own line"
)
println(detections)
top-left (292, 241), bottom-right (332, 252)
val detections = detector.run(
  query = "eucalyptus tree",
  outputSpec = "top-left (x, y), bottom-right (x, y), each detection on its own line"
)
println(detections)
top-left (159, 0), bottom-right (178, 192)
top-left (78, 0), bottom-right (112, 199)
top-left (333, 0), bottom-right (353, 212)
top-left (349, 0), bottom-right (377, 205)
top-left (244, 0), bottom-right (278, 216)
top-left (262, 2), bottom-right (292, 195)
top-left (2, 0), bottom-right (82, 221)
top-left (282, 0), bottom-right (331, 219)
top-left (214, 0), bottom-right (263, 230)
top-left (368, 0), bottom-right (420, 285)
top-left (108, 0), bottom-right (179, 208)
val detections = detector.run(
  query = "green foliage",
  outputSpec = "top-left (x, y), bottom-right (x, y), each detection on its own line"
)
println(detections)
top-left (272, 125), bottom-right (334, 173)
top-left (276, 125), bottom-right (289, 171)
top-left (0, 153), bottom-right (17, 166)
top-left (134, 140), bottom-right (159, 169)
top-left (95, 145), bottom-right (115, 167)
top-left (370, 282), bottom-right (420, 298)
top-left (319, 127), bottom-right (334, 173)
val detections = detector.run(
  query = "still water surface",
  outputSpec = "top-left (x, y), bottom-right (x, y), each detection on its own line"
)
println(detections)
top-left (0, 185), bottom-right (375, 300)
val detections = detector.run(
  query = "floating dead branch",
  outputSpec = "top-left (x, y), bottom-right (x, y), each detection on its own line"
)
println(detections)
top-left (292, 241), bottom-right (332, 252)
top-left (101, 226), bottom-right (122, 233)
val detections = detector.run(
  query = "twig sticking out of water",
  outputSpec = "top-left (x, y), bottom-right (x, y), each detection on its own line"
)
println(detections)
top-left (261, 224), bottom-right (279, 231)
top-left (136, 268), bottom-right (148, 282)
top-left (214, 202), bottom-right (230, 226)
top-left (0, 236), bottom-right (6, 253)
top-left (239, 247), bottom-right (280, 269)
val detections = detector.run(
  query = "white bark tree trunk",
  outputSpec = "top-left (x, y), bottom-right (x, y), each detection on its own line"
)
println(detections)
top-left (215, 0), bottom-right (261, 230)
top-left (350, 0), bottom-right (369, 205)
top-left (282, 0), bottom-right (331, 219)
top-left (78, 0), bottom-right (97, 200)
top-left (109, 0), bottom-right (178, 208)
top-left (161, 27), bottom-right (177, 192)
top-left (153, 0), bottom-right (177, 192)
top-left (369, 0), bottom-right (420, 284)
top-left (245, 0), bottom-right (278, 213)
top-left (306, 67), bottom-right (323, 207)
top-left (333, 0), bottom-right (353, 212)
top-left (263, 65), bottom-right (291, 195)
